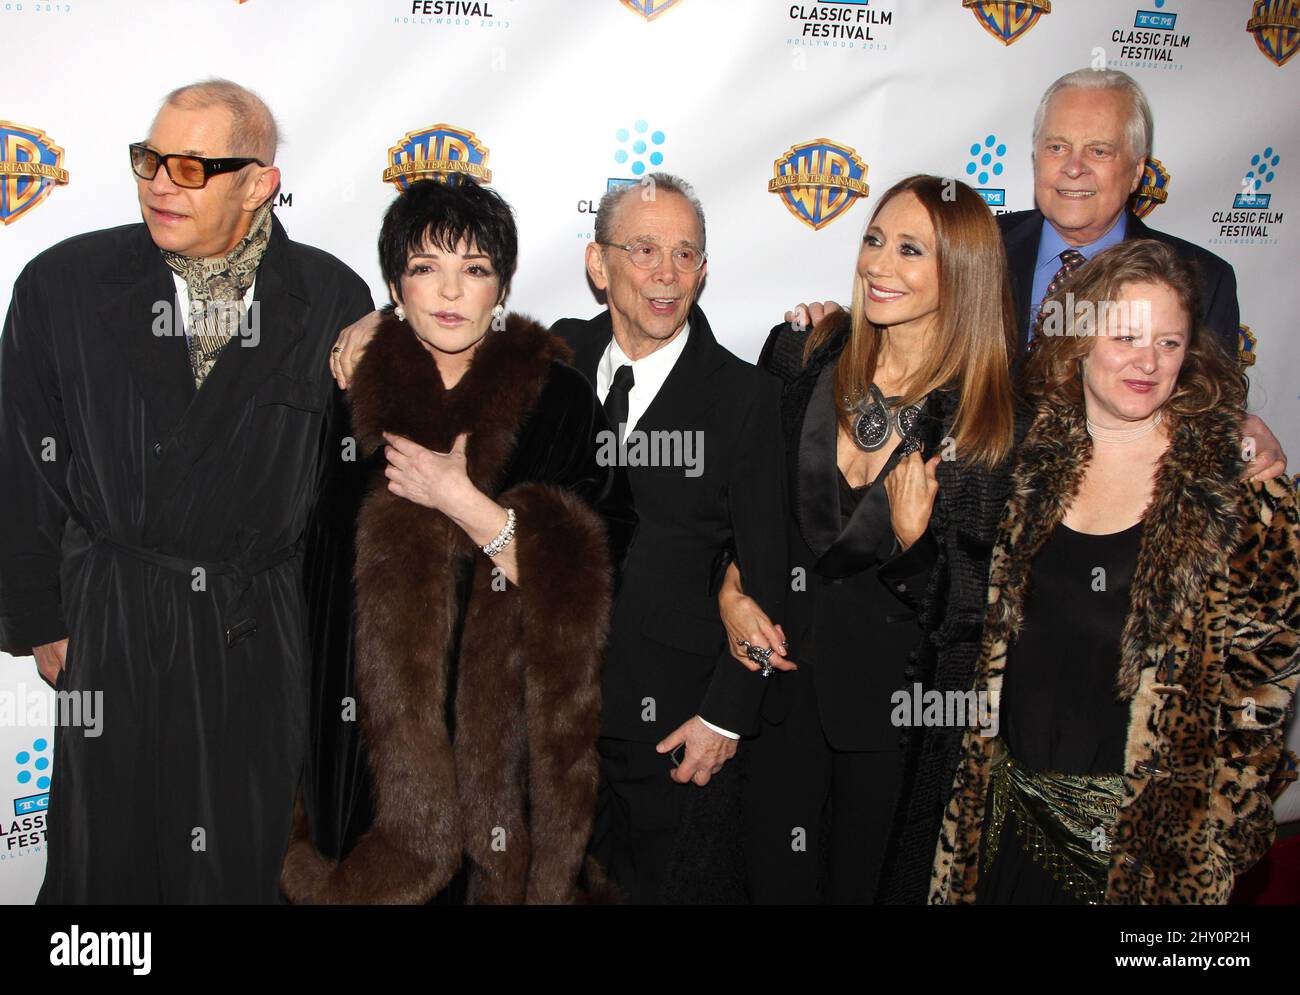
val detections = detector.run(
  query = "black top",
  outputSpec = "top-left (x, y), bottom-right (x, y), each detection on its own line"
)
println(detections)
top-left (979, 519), bottom-right (1142, 905)
top-left (836, 466), bottom-right (870, 527)
top-left (1001, 520), bottom-right (1142, 774)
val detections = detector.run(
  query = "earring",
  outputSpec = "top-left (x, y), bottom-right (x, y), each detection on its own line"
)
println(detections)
top-left (394, 305), bottom-right (406, 321)
top-left (492, 304), bottom-right (505, 319)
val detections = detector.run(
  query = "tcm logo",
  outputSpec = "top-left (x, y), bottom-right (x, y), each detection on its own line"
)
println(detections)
top-left (383, 124), bottom-right (491, 190)
top-left (1247, 0), bottom-right (1300, 67)
top-left (1234, 147), bottom-right (1280, 209)
top-left (768, 139), bottom-right (869, 231)
top-left (0, 122), bottom-right (69, 225)
top-left (14, 736), bottom-right (51, 816)
top-left (621, 0), bottom-right (684, 20)
top-left (1135, 0), bottom-right (1176, 31)
top-left (963, 0), bottom-right (1051, 45)
top-left (1131, 157), bottom-right (1171, 218)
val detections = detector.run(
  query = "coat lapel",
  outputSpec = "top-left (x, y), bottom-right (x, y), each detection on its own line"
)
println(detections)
top-left (1003, 210), bottom-right (1044, 354)
top-left (1115, 406), bottom-right (1243, 695)
top-left (633, 304), bottom-right (729, 434)
top-left (1124, 213), bottom-right (1153, 243)
top-left (103, 216), bottom-right (312, 503)
top-left (565, 310), bottom-right (610, 386)
top-left (788, 316), bottom-right (954, 576)
top-left (170, 216), bottom-right (309, 469)
top-left (99, 224), bottom-right (196, 434)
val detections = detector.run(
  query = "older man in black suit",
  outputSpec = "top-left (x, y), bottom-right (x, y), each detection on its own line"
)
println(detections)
top-left (550, 176), bottom-right (787, 903)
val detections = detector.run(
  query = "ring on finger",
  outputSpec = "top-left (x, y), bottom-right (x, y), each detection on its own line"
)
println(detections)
top-left (739, 639), bottom-right (775, 679)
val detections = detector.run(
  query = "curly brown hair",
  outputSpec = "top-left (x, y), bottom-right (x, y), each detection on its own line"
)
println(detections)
top-left (1021, 239), bottom-right (1246, 421)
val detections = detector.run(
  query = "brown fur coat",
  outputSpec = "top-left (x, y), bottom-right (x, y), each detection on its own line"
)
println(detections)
top-left (931, 401), bottom-right (1300, 904)
top-left (281, 312), bottom-right (613, 904)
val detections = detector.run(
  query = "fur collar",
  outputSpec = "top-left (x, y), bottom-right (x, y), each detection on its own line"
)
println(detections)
top-left (282, 309), bottom-right (612, 905)
top-left (349, 310), bottom-right (572, 492)
top-left (988, 400), bottom-right (1244, 698)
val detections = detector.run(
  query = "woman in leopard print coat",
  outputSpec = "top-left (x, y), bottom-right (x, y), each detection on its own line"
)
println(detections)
top-left (931, 240), bottom-right (1299, 905)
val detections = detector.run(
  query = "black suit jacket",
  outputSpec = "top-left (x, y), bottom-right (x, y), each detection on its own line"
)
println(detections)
top-left (999, 209), bottom-right (1240, 357)
top-left (551, 305), bottom-right (787, 741)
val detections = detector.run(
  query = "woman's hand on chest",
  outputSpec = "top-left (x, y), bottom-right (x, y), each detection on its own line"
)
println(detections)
top-left (381, 430), bottom-right (476, 515)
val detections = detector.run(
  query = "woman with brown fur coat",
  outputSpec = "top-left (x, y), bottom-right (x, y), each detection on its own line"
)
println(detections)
top-left (281, 179), bottom-right (635, 904)
top-left (932, 240), bottom-right (1299, 905)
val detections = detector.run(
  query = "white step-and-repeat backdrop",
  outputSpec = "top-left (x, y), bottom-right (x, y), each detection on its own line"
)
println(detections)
top-left (2, 0), bottom-right (1297, 903)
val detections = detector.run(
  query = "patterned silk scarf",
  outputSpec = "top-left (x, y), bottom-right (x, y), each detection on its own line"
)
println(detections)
top-left (162, 201), bottom-right (273, 387)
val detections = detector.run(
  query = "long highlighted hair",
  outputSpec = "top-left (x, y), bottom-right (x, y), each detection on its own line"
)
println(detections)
top-left (805, 175), bottom-right (1017, 470)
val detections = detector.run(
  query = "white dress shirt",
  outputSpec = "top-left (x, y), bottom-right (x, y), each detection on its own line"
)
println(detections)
top-left (595, 319), bottom-right (690, 433)
top-left (595, 321), bottom-right (740, 741)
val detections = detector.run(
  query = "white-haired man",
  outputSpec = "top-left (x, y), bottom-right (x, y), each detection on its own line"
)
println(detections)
top-left (1002, 67), bottom-right (1240, 355)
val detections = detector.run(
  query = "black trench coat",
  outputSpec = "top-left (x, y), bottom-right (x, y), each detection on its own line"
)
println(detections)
top-left (0, 215), bottom-right (373, 903)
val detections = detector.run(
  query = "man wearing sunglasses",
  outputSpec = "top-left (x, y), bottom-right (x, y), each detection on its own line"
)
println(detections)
top-left (0, 79), bottom-right (373, 903)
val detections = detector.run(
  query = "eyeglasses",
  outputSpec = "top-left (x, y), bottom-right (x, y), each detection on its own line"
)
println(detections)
top-left (129, 143), bottom-right (266, 189)
top-left (599, 239), bottom-right (706, 273)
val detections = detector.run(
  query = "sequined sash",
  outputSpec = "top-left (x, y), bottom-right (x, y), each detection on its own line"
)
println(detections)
top-left (983, 744), bottom-right (1124, 904)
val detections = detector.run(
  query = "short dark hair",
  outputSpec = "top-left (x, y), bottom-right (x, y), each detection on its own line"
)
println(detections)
top-left (378, 178), bottom-right (518, 305)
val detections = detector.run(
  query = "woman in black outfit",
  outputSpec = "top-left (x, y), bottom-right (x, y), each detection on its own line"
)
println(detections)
top-left (718, 175), bottom-right (1020, 903)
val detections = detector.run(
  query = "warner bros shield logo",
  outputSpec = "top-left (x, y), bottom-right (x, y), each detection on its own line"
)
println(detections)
top-left (621, 0), bottom-right (685, 21)
top-left (963, 0), bottom-right (1052, 45)
top-left (0, 122), bottom-right (69, 225)
top-left (768, 140), bottom-right (870, 231)
top-left (383, 124), bottom-right (492, 190)
top-left (1247, 0), bottom-right (1300, 67)
top-left (1130, 157), bottom-right (1171, 219)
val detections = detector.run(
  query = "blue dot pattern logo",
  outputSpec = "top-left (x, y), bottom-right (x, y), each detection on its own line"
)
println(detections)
top-left (15, 737), bottom-right (51, 791)
top-left (614, 121), bottom-right (666, 177)
top-left (1234, 147), bottom-right (1281, 209)
top-left (1246, 148), bottom-right (1280, 192)
top-left (965, 134), bottom-right (1006, 187)
top-left (965, 134), bottom-right (1007, 206)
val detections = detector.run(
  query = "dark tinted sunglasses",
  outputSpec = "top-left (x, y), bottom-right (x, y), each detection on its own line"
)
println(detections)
top-left (129, 142), bottom-right (266, 189)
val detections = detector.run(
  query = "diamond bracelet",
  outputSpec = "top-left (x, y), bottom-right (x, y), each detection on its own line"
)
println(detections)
top-left (481, 507), bottom-right (517, 558)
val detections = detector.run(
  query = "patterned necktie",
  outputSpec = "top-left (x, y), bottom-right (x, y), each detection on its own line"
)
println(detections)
top-left (603, 364), bottom-right (635, 439)
top-left (1031, 248), bottom-right (1087, 345)
top-left (1043, 248), bottom-right (1087, 302)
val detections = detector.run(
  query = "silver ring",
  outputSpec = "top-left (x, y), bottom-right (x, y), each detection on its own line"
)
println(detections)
top-left (739, 640), bottom-right (775, 679)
